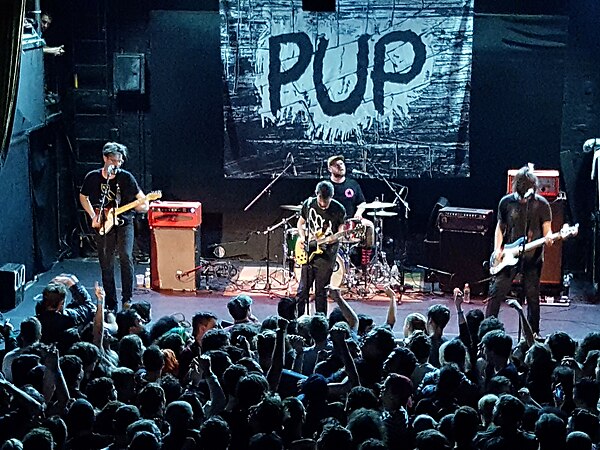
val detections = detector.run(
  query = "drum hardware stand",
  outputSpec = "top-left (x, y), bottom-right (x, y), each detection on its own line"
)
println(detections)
top-left (243, 154), bottom-right (295, 292)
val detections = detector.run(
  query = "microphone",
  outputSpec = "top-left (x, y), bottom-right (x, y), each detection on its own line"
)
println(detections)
top-left (107, 164), bottom-right (118, 176)
top-left (352, 168), bottom-right (369, 176)
top-left (524, 188), bottom-right (535, 199)
top-left (290, 154), bottom-right (297, 176)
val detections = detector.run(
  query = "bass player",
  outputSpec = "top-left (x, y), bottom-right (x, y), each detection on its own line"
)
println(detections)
top-left (486, 165), bottom-right (553, 335)
top-left (79, 142), bottom-right (149, 312)
top-left (296, 181), bottom-right (346, 315)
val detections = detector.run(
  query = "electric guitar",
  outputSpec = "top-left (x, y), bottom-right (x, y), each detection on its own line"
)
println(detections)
top-left (96, 191), bottom-right (162, 235)
top-left (294, 224), bottom-right (365, 265)
top-left (489, 223), bottom-right (578, 275)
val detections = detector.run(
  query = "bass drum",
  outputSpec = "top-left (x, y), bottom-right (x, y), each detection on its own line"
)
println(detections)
top-left (294, 253), bottom-right (345, 288)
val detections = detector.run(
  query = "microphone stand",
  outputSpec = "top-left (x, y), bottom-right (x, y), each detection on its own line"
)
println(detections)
top-left (244, 158), bottom-right (295, 291)
top-left (367, 160), bottom-right (411, 285)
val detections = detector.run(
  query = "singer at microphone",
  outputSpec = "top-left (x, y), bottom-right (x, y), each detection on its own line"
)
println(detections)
top-left (486, 164), bottom-right (552, 336)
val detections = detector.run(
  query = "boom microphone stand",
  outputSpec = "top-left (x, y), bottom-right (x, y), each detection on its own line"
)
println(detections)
top-left (244, 155), bottom-right (295, 291)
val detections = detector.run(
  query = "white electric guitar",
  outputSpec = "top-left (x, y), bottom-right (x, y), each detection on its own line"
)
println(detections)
top-left (489, 223), bottom-right (578, 275)
top-left (96, 191), bottom-right (162, 235)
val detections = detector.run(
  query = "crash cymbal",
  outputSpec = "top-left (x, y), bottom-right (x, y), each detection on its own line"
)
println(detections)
top-left (367, 211), bottom-right (398, 217)
top-left (362, 200), bottom-right (396, 209)
top-left (280, 204), bottom-right (302, 211)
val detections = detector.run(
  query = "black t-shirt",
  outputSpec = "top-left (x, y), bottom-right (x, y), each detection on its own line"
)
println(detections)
top-left (330, 177), bottom-right (365, 218)
top-left (498, 193), bottom-right (552, 263)
top-left (301, 197), bottom-right (346, 259)
top-left (80, 169), bottom-right (141, 224)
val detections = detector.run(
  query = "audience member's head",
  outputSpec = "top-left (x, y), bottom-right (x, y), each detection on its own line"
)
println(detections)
top-left (199, 416), bottom-right (231, 450)
top-left (547, 331), bottom-right (577, 362)
top-left (227, 294), bottom-right (253, 321)
top-left (426, 305), bottom-right (450, 335)
top-left (535, 413), bottom-right (566, 450)
top-left (383, 346), bottom-right (418, 377)
top-left (566, 431), bottom-right (592, 450)
top-left (478, 394), bottom-right (498, 428)
top-left (403, 312), bottom-right (427, 338)
top-left (414, 429), bottom-right (451, 450)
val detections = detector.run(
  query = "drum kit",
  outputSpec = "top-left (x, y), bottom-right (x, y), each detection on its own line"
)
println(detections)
top-left (280, 199), bottom-right (400, 297)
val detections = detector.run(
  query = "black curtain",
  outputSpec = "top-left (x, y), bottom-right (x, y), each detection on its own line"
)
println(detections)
top-left (0, 0), bottom-right (26, 160)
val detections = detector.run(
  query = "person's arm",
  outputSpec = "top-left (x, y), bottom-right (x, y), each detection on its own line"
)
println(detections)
top-left (135, 190), bottom-right (149, 213)
top-left (42, 345), bottom-right (70, 409)
top-left (492, 221), bottom-right (505, 262)
top-left (297, 216), bottom-right (307, 243)
top-left (384, 285), bottom-right (398, 329)
top-left (55, 275), bottom-right (95, 325)
top-left (266, 318), bottom-right (287, 391)
top-left (92, 282), bottom-right (105, 349)
top-left (543, 220), bottom-right (553, 246)
top-left (328, 287), bottom-right (358, 333)
top-left (79, 193), bottom-right (102, 229)
top-left (327, 327), bottom-right (360, 397)
top-left (289, 335), bottom-right (305, 374)
top-left (0, 378), bottom-right (43, 416)
top-left (0, 319), bottom-right (17, 353)
top-left (197, 355), bottom-right (226, 417)
top-left (506, 299), bottom-right (535, 345)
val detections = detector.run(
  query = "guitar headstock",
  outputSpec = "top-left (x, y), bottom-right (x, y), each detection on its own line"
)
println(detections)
top-left (559, 223), bottom-right (579, 239)
top-left (146, 191), bottom-right (162, 201)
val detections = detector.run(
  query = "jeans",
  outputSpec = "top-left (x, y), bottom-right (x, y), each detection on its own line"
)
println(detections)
top-left (486, 261), bottom-right (543, 333)
top-left (296, 254), bottom-right (335, 315)
top-left (95, 222), bottom-right (135, 311)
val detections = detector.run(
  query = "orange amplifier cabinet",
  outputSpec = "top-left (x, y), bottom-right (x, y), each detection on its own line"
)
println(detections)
top-left (148, 201), bottom-right (202, 228)
top-left (507, 169), bottom-right (560, 200)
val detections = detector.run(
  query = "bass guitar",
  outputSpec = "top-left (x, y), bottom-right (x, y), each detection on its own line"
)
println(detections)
top-left (96, 191), bottom-right (162, 235)
top-left (489, 223), bottom-right (578, 275)
top-left (294, 225), bottom-right (365, 265)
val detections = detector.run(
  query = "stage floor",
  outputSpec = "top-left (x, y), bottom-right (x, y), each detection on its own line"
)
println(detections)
top-left (3, 258), bottom-right (599, 341)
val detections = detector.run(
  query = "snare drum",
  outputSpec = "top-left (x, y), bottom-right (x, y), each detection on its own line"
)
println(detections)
top-left (293, 252), bottom-right (346, 288)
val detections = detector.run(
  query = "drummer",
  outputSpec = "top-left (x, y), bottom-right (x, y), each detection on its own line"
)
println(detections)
top-left (327, 155), bottom-right (375, 248)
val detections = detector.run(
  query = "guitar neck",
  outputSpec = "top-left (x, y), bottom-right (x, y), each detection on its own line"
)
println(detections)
top-left (512, 232), bottom-right (560, 255)
top-left (114, 198), bottom-right (144, 216)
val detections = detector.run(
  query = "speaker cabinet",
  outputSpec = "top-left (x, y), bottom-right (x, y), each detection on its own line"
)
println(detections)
top-left (0, 263), bottom-right (25, 312)
top-left (150, 227), bottom-right (201, 290)
top-left (439, 230), bottom-right (493, 295)
top-left (541, 199), bottom-right (564, 286)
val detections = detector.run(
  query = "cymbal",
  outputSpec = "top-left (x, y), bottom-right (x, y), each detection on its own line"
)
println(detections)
top-left (362, 200), bottom-right (396, 209)
top-left (367, 211), bottom-right (398, 217)
top-left (280, 204), bottom-right (302, 211)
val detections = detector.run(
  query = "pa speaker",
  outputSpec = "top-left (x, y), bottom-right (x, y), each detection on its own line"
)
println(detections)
top-left (439, 230), bottom-right (493, 295)
top-left (151, 227), bottom-right (201, 290)
top-left (0, 263), bottom-right (25, 312)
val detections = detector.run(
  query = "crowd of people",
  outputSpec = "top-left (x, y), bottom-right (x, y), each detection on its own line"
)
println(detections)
top-left (0, 273), bottom-right (599, 450)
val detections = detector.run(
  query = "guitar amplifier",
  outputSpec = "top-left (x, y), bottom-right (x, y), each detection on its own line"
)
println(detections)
top-left (507, 169), bottom-right (560, 200)
top-left (149, 201), bottom-right (202, 228)
top-left (438, 207), bottom-right (494, 233)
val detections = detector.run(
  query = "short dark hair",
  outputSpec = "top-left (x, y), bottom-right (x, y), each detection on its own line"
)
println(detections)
top-left (142, 345), bottom-right (165, 372)
top-left (19, 316), bottom-right (42, 344)
top-left (41, 283), bottom-right (68, 310)
top-left (277, 297), bottom-right (297, 321)
top-left (427, 304), bottom-right (451, 329)
top-left (482, 330), bottom-right (513, 360)
top-left (227, 295), bottom-right (253, 321)
top-left (315, 180), bottom-right (334, 199)
top-left (102, 142), bottom-right (128, 159)
top-left (192, 311), bottom-right (218, 337)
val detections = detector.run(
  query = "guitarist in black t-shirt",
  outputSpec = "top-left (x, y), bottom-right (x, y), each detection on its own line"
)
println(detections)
top-left (296, 181), bottom-right (346, 315)
top-left (486, 165), bottom-right (553, 335)
top-left (79, 142), bottom-right (149, 312)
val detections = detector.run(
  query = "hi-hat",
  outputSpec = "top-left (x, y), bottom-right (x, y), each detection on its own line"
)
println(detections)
top-left (362, 200), bottom-right (396, 209)
top-left (367, 211), bottom-right (398, 217)
top-left (280, 204), bottom-right (302, 211)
